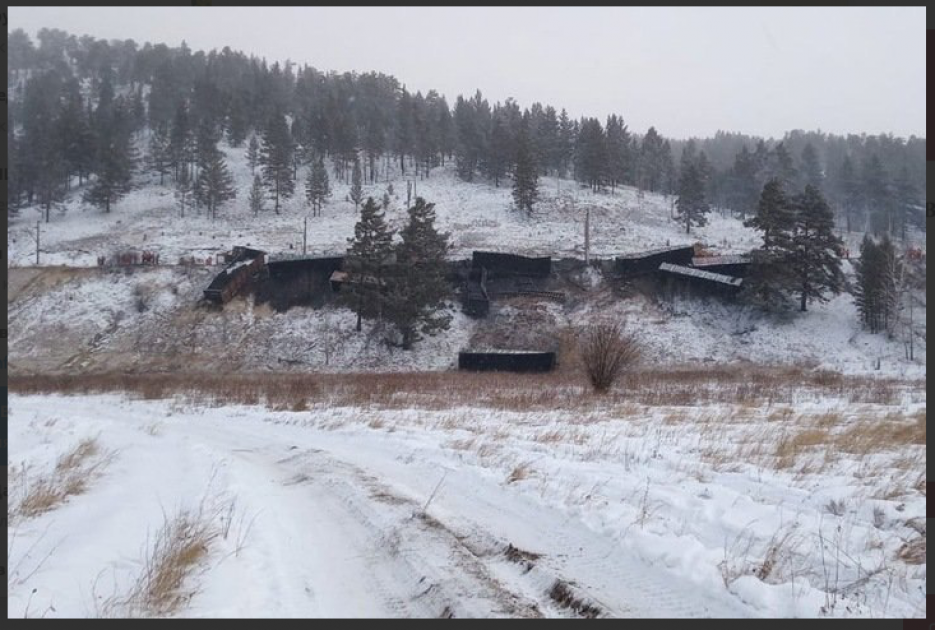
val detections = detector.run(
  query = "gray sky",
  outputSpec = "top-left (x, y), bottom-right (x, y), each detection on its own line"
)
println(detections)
top-left (10, 6), bottom-right (926, 140)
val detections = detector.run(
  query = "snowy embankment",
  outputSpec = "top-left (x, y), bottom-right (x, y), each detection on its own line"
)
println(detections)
top-left (8, 391), bottom-right (926, 618)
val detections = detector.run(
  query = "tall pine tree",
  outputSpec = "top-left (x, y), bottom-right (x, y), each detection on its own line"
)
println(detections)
top-left (383, 197), bottom-right (452, 349)
top-left (345, 197), bottom-right (395, 332)
top-left (512, 114), bottom-right (539, 217)
top-left (260, 112), bottom-right (295, 214)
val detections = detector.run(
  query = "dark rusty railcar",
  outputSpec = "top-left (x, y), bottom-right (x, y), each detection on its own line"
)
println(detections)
top-left (203, 246), bottom-right (267, 304)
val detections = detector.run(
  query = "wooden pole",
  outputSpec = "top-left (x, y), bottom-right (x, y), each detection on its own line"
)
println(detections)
top-left (35, 221), bottom-right (40, 265)
top-left (303, 217), bottom-right (308, 256)
top-left (584, 206), bottom-right (590, 264)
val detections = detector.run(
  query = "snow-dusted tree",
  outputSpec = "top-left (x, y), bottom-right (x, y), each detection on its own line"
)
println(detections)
top-left (175, 164), bottom-right (193, 219)
top-left (260, 112), bottom-right (295, 214)
top-left (306, 158), bottom-right (331, 217)
top-left (344, 197), bottom-right (395, 332)
top-left (84, 124), bottom-right (136, 214)
top-left (787, 185), bottom-right (845, 312)
top-left (148, 124), bottom-right (172, 186)
top-left (512, 114), bottom-right (539, 216)
top-left (249, 174), bottom-right (265, 217)
top-left (194, 149), bottom-right (236, 220)
top-left (247, 134), bottom-right (260, 175)
top-left (383, 197), bottom-right (452, 349)
top-left (675, 147), bottom-right (709, 234)
top-left (745, 179), bottom-right (794, 249)
top-left (350, 157), bottom-right (364, 210)
top-left (800, 143), bottom-right (823, 192)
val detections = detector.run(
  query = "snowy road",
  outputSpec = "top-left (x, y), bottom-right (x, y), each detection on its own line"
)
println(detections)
top-left (8, 395), bottom-right (756, 618)
top-left (176, 418), bottom-right (752, 618)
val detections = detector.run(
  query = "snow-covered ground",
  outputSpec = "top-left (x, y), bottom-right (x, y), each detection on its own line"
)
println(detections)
top-left (8, 392), bottom-right (926, 618)
top-left (8, 141), bottom-right (762, 268)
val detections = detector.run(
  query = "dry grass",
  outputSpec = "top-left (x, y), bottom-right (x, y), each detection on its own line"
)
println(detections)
top-left (9, 366), bottom-right (920, 412)
top-left (102, 501), bottom-right (228, 618)
top-left (11, 438), bottom-right (113, 521)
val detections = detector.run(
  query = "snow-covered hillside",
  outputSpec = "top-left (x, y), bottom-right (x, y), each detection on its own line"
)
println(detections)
top-left (8, 141), bottom-right (762, 267)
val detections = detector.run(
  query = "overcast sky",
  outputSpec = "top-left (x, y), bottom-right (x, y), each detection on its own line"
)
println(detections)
top-left (10, 6), bottom-right (926, 140)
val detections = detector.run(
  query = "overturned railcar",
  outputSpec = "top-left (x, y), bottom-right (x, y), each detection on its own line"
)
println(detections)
top-left (203, 247), bottom-right (267, 304)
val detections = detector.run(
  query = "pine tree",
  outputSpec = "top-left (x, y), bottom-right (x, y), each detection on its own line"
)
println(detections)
top-left (512, 115), bottom-right (539, 217)
top-left (788, 185), bottom-right (845, 312)
top-left (800, 143), bottom-right (823, 192)
top-left (745, 179), bottom-right (793, 248)
top-left (175, 165), bottom-right (193, 219)
top-left (169, 102), bottom-right (194, 181)
top-left (639, 127), bottom-right (666, 193)
top-left (854, 235), bottom-right (882, 332)
top-left (675, 147), bottom-right (709, 234)
top-left (249, 174), bottom-right (265, 217)
top-left (306, 158), bottom-right (331, 217)
top-left (148, 124), bottom-right (172, 186)
top-left (84, 124), bottom-right (135, 214)
top-left (350, 157), bottom-right (364, 210)
top-left (838, 155), bottom-right (862, 233)
top-left (862, 154), bottom-right (890, 236)
top-left (247, 134), bottom-right (260, 174)
top-left (345, 197), bottom-right (395, 332)
top-left (383, 197), bottom-right (452, 349)
top-left (260, 112), bottom-right (295, 214)
top-left (194, 149), bottom-right (236, 220)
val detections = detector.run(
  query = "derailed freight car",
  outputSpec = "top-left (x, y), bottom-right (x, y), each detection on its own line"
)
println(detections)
top-left (203, 247), bottom-right (267, 304)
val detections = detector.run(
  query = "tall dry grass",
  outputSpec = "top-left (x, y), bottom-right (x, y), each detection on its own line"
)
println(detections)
top-left (9, 365), bottom-right (920, 412)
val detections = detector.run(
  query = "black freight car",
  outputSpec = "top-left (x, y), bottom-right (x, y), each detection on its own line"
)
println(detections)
top-left (458, 350), bottom-right (556, 373)
top-left (615, 245), bottom-right (695, 277)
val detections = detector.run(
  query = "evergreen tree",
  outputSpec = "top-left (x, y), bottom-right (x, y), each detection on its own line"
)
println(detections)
top-left (675, 147), bottom-right (709, 234)
top-left (605, 114), bottom-right (630, 193)
top-left (854, 235), bottom-right (882, 333)
top-left (84, 112), bottom-right (136, 214)
top-left (147, 123), bottom-right (172, 185)
top-left (350, 157), bottom-right (364, 210)
top-left (745, 179), bottom-right (793, 248)
top-left (512, 115), bottom-right (540, 216)
top-left (169, 102), bottom-right (194, 181)
top-left (787, 185), bottom-right (845, 312)
top-left (345, 197), bottom-right (395, 332)
top-left (556, 108), bottom-right (575, 179)
top-left (306, 158), bottom-right (331, 216)
top-left (838, 155), bottom-right (862, 233)
top-left (575, 118), bottom-right (606, 191)
top-left (249, 174), bottom-right (265, 217)
top-left (175, 164), bottom-right (193, 218)
top-left (639, 126), bottom-right (666, 192)
top-left (247, 134), bottom-right (260, 174)
top-left (260, 112), bottom-right (295, 214)
top-left (769, 142), bottom-right (797, 189)
top-left (862, 154), bottom-right (890, 236)
top-left (194, 149), bottom-right (236, 220)
top-left (800, 143), bottom-right (823, 191)
top-left (383, 197), bottom-right (452, 349)
top-left (892, 166), bottom-right (919, 241)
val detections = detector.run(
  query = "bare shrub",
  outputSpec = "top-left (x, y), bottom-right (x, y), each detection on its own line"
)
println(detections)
top-left (579, 322), bottom-right (641, 394)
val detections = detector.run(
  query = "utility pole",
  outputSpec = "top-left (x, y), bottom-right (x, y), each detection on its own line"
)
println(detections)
top-left (303, 216), bottom-right (308, 256)
top-left (584, 206), bottom-right (591, 265)
top-left (35, 221), bottom-right (40, 265)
